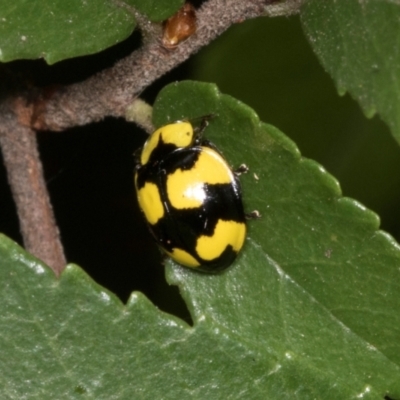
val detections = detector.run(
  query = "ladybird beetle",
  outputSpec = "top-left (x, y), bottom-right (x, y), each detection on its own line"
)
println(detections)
top-left (134, 120), bottom-right (246, 273)
top-left (162, 3), bottom-right (197, 49)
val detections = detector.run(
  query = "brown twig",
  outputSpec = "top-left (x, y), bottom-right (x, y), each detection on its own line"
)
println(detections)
top-left (10, 0), bottom-right (302, 132)
top-left (0, 115), bottom-right (66, 275)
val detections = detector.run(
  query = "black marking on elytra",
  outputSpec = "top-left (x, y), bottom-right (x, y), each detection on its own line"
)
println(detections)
top-left (135, 136), bottom-right (245, 272)
top-left (147, 132), bottom-right (180, 167)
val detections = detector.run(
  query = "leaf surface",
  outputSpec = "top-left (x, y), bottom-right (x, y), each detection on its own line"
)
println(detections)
top-left (301, 0), bottom-right (400, 144)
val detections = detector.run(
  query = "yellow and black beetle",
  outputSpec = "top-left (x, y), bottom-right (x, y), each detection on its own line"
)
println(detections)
top-left (134, 120), bottom-right (246, 273)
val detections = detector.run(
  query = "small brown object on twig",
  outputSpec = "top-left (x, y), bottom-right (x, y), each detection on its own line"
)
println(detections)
top-left (162, 3), bottom-right (197, 50)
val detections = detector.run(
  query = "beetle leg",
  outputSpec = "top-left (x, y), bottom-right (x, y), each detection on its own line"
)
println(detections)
top-left (245, 210), bottom-right (261, 219)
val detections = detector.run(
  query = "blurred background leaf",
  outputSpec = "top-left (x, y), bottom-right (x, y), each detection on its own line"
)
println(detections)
top-left (301, 0), bottom-right (400, 145)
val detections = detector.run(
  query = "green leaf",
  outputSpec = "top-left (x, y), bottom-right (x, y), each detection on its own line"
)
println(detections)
top-left (156, 81), bottom-right (400, 396)
top-left (301, 0), bottom-right (400, 144)
top-left (2, 81), bottom-right (400, 398)
top-left (0, 0), bottom-right (181, 64)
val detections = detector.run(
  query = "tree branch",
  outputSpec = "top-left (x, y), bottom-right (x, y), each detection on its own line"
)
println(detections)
top-left (0, 114), bottom-right (66, 275)
top-left (11, 0), bottom-right (302, 132)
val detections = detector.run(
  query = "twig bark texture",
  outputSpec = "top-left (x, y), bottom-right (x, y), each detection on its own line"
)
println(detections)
top-left (0, 120), bottom-right (66, 274)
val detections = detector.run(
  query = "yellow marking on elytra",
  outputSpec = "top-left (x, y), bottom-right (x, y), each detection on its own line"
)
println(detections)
top-left (167, 147), bottom-right (233, 209)
top-left (167, 248), bottom-right (200, 267)
top-left (141, 122), bottom-right (194, 165)
top-left (196, 220), bottom-right (246, 261)
top-left (136, 181), bottom-right (164, 225)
